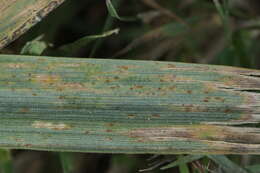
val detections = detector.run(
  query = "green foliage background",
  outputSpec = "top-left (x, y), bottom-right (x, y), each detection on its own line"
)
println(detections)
top-left (1, 0), bottom-right (260, 172)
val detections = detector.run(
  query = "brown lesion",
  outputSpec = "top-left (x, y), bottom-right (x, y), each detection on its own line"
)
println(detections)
top-left (159, 63), bottom-right (177, 70)
top-left (129, 85), bottom-right (144, 90)
top-left (19, 108), bottom-right (30, 113)
top-left (127, 114), bottom-right (137, 119)
top-left (159, 74), bottom-right (177, 82)
top-left (213, 66), bottom-right (260, 91)
top-left (127, 125), bottom-right (260, 145)
top-left (152, 114), bottom-right (161, 118)
top-left (105, 129), bottom-right (113, 133)
top-left (117, 65), bottom-right (138, 71)
top-left (32, 74), bottom-right (61, 86)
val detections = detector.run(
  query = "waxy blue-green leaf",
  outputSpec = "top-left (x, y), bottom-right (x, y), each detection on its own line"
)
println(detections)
top-left (0, 54), bottom-right (259, 154)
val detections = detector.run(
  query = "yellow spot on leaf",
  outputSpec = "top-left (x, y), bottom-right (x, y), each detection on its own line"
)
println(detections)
top-left (7, 63), bottom-right (28, 69)
top-left (33, 74), bottom-right (60, 85)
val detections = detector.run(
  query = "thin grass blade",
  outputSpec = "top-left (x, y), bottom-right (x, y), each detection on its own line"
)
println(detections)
top-left (161, 155), bottom-right (204, 170)
top-left (207, 155), bottom-right (248, 173)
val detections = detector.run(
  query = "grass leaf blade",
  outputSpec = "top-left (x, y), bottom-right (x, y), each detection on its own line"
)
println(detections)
top-left (161, 155), bottom-right (204, 170)
top-left (207, 155), bottom-right (248, 173)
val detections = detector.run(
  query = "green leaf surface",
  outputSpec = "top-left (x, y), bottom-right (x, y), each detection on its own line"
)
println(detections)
top-left (0, 54), bottom-right (259, 154)
top-left (59, 152), bottom-right (74, 173)
top-left (0, 149), bottom-right (12, 173)
top-left (20, 35), bottom-right (49, 56)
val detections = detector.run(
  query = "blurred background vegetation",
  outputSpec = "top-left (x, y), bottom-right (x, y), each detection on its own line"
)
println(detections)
top-left (1, 0), bottom-right (260, 172)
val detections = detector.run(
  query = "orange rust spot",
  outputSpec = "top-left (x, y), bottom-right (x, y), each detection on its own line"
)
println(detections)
top-left (167, 64), bottom-right (176, 68)
top-left (130, 85), bottom-right (144, 90)
top-left (136, 85), bottom-right (143, 89)
top-left (159, 74), bottom-right (176, 82)
top-left (118, 65), bottom-right (129, 70)
top-left (203, 99), bottom-right (209, 102)
top-left (187, 90), bottom-right (192, 94)
top-left (128, 114), bottom-right (136, 118)
top-left (224, 108), bottom-right (231, 113)
top-left (117, 65), bottom-right (137, 71)
top-left (106, 129), bottom-right (113, 133)
top-left (152, 114), bottom-right (161, 118)
top-left (37, 58), bottom-right (46, 62)
top-left (32, 93), bottom-right (37, 96)
top-left (56, 87), bottom-right (63, 92)
top-left (7, 63), bottom-right (28, 69)
top-left (215, 97), bottom-right (225, 102)
top-left (185, 107), bottom-right (192, 112)
top-left (215, 97), bottom-right (221, 100)
top-left (20, 108), bottom-right (29, 113)
top-left (106, 123), bottom-right (114, 127)
top-left (160, 64), bottom-right (176, 70)
top-left (59, 96), bottom-right (65, 99)
top-left (203, 83), bottom-right (216, 94)
top-left (24, 144), bottom-right (33, 147)
top-left (169, 86), bottom-right (176, 90)
top-left (137, 139), bottom-right (145, 143)
top-left (114, 76), bottom-right (120, 80)
top-left (34, 74), bottom-right (60, 85)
